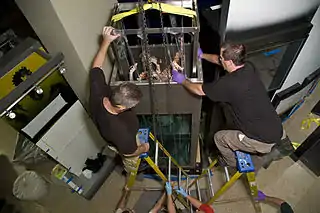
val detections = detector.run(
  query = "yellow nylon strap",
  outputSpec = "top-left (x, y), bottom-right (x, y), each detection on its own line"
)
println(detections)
top-left (301, 113), bottom-right (320, 130)
top-left (291, 142), bottom-right (301, 150)
top-left (111, 3), bottom-right (197, 23)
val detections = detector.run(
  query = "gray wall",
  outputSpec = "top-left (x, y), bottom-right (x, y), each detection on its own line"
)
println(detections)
top-left (226, 0), bottom-right (320, 31)
top-left (15, 0), bottom-right (116, 106)
top-left (225, 0), bottom-right (320, 113)
top-left (276, 7), bottom-right (320, 113)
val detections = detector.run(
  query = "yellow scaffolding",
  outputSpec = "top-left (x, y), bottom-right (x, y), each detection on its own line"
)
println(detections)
top-left (123, 131), bottom-right (262, 212)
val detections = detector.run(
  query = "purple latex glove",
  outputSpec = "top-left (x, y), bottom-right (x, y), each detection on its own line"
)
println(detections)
top-left (255, 191), bottom-right (266, 201)
top-left (172, 70), bottom-right (186, 84)
top-left (198, 48), bottom-right (203, 59)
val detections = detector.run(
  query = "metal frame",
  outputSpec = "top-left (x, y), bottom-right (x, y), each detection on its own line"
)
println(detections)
top-left (109, 1), bottom-right (202, 168)
top-left (218, 0), bottom-right (230, 44)
top-left (117, 0), bottom-right (194, 11)
top-left (110, 2), bottom-right (202, 80)
top-left (115, 27), bottom-right (197, 35)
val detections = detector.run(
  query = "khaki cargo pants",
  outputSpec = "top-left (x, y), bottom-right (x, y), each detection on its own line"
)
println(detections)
top-left (214, 130), bottom-right (277, 168)
top-left (108, 135), bottom-right (141, 173)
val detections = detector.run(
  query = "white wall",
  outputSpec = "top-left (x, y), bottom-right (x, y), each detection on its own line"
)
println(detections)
top-left (16, 0), bottom-right (116, 106)
top-left (275, 6), bottom-right (320, 113)
top-left (226, 0), bottom-right (320, 31)
top-left (50, 0), bottom-right (115, 73)
top-left (278, 7), bottom-right (320, 91)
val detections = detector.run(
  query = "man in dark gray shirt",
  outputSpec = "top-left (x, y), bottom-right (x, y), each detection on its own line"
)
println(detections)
top-left (90, 26), bottom-right (149, 173)
top-left (172, 43), bottom-right (283, 167)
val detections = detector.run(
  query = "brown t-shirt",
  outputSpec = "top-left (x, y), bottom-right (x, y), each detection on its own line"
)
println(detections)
top-left (89, 67), bottom-right (138, 154)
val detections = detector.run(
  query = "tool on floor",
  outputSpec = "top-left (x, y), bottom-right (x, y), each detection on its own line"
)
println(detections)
top-left (122, 128), bottom-right (262, 213)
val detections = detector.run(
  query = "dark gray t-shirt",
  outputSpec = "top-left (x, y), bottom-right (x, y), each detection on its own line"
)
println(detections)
top-left (202, 64), bottom-right (283, 144)
top-left (89, 67), bottom-right (139, 154)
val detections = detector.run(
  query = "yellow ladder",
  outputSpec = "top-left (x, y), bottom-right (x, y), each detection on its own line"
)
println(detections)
top-left (124, 131), bottom-right (262, 212)
top-left (126, 132), bottom-right (191, 210)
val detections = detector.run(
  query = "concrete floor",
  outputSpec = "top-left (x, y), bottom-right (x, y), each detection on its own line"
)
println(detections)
top-left (1, 84), bottom-right (320, 213)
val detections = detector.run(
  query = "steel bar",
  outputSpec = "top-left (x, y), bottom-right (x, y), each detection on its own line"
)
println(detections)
top-left (207, 169), bottom-right (214, 197)
top-left (224, 167), bottom-right (230, 182)
top-left (155, 143), bottom-right (159, 166)
top-left (130, 187), bottom-right (164, 191)
top-left (114, 27), bottom-right (197, 35)
top-left (168, 157), bottom-right (172, 182)
top-left (196, 180), bottom-right (202, 202)
top-left (110, 78), bottom-right (203, 86)
top-left (191, 2), bottom-right (200, 77)
top-left (186, 177), bottom-right (193, 213)
top-left (178, 168), bottom-right (182, 188)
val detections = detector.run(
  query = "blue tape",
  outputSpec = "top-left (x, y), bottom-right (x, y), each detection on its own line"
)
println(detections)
top-left (77, 186), bottom-right (83, 192)
top-left (66, 176), bottom-right (73, 184)
top-left (139, 153), bottom-right (148, 158)
top-left (263, 48), bottom-right (281, 56)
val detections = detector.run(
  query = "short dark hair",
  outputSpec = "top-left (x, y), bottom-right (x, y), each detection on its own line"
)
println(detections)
top-left (110, 82), bottom-right (142, 109)
top-left (221, 42), bottom-right (246, 66)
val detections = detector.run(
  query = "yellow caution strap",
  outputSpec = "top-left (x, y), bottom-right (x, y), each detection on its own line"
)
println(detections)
top-left (111, 3), bottom-right (197, 23)
top-left (301, 113), bottom-right (320, 130)
top-left (291, 142), bottom-right (301, 150)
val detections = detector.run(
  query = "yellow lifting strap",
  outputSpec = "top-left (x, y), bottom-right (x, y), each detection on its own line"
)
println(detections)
top-left (301, 113), bottom-right (320, 130)
top-left (111, 2), bottom-right (197, 23)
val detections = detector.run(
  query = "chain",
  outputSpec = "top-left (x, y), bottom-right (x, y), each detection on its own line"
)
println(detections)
top-left (180, 0), bottom-right (185, 75)
top-left (158, 1), bottom-right (173, 82)
top-left (138, 0), bottom-right (159, 150)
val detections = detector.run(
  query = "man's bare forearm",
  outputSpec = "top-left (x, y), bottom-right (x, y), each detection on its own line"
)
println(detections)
top-left (265, 196), bottom-right (285, 206)
top-left (181, 80), bottom-right (205, 96)
top-left (186, 195), bottom-right (202, 209)
top-left (124, 144), bottom-right (149, 157)
top-left (167, 195), bottom-right (176, 213)
top-left (92, 41), bottom-right (110, 69)
top-left (202, 53), bottom-right (220, 65)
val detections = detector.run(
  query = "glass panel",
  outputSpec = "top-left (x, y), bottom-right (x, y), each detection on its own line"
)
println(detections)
top-left (138, 114), bottom-right (192, 166)
top-left (246, 45), bottom-right (287, 90)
